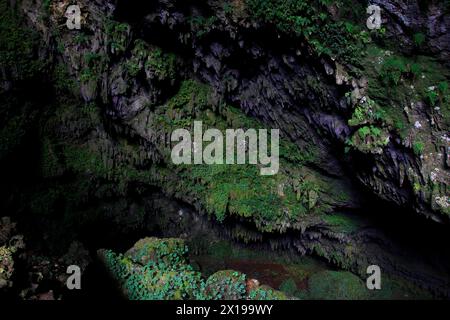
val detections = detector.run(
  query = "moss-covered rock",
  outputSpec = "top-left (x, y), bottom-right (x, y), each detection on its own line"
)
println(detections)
top-left (248, 285), bottom-right (290, 300)
top-left (99, 237), bottom-right (292, 300)
top-left (125, 237), bottom-right (188, 267)
top-left (307, 270), bottom-right (368, 300)
top-left (204, 270), bottom-right (247, 300)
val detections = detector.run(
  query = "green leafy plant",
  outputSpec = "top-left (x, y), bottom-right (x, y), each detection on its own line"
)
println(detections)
top-left (346, 125), bottom-right (388, 154)
top-left (380, 56), bottom-right (408, 86)
top-left (74, 33), bottom-right (90, 45)
top-left (413, 141), bottom-right (424, 155)
top-left (245, 0), bottom-right (364, 64)
top-left (190, 16), bottom-right (217, 37)
top-left (145, 48), bottom-right (178, 81)
top-left (426, 89), bottom-right (439, 107)
top-left (100, 238), bottom-right (287, 300)
top-left (438, 81), bottom-right (449, 104)
top-left (80, 52), bottom-right (107, 83)
top-left (105, 19), bottom-right (130, 54)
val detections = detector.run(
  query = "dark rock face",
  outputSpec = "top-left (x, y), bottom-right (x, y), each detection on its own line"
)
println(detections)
top-left (113, 0), bottom-right (448, 222)
top-left (2, 0), bottom-right (449, 298)
top-left (373, 0), bottom-right (450, 62)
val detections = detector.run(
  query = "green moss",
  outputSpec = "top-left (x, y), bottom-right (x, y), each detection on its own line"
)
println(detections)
top-left (205, 270), bottom-right (247, 300)
top-left (412, 141), bottom-right (425, 155)
top-left (105, 19), bottom-right (130, 54)
top-left (346, 125), bottom-right (389, 154)
top-left (380, 56), bottom-right (408, 86)
top-left (322, 213), bottom-right (365, 234)
top-left (125, 237), bottom-right (188, 267)
top-left (73, 33), bottom-right (90, 45)
top-left (248, 285), bottom-right (289, 300)
top-left (146, 48), bottom-right (178, 80)
top-left (151, 80), bottom-right (338, 231)
top-left (100, 238), bottom-right (287, 300)
top-left (245, 0), bottom-right (365, 65)
top-left (52, 63), bottom-right (78, 93)
top-left (102, 249), bottom-right (205, 300)
top-left (101, 238), bottom-right (207, 300)
top-left (279, 278), bottom-right (298, 296)
top-left (363, 44), bottom-right (449, 136)
top-left (123, 41), bottom-right (180, 81)
top-left (102, 238), bottom-right (433, 301)
top-left (28, 73), bottom-right (347, 237)
top-left (0, 0), bottom-right (44, 80)
top-left (44, 78), bottom-right (348, 233)
top-left (63, 144), bottom-right (110, 177)
top-left (80, 52), bottom-right (108, 83)
top-left (308, 270), bottom-right (368, 300)
top-left (176, 162), bottom-right (320, 231)
top-left (347, 97), bottom-right (377, 127)
top-left (190, 16), bottom-right (218, 38)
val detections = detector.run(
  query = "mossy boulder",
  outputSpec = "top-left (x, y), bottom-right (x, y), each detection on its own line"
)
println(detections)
top-left (279, 278), bottom-right (298, 296)
top-left (99, 237), bottom-right (292, 300)
top-left (205, 270), bottom-right (247, 300)
top-left (308, 270), bottom-right (368, 300)
top-left (99, 243), bottom-right (204, 300)
top-left (248, 285), bottom-right (290, 300)
top-left (125, 237), bottom-right (188, 267)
